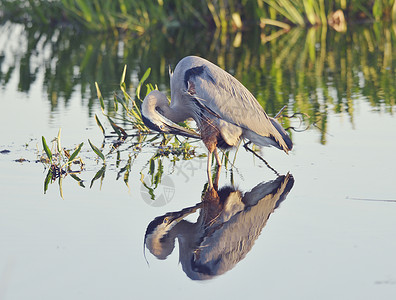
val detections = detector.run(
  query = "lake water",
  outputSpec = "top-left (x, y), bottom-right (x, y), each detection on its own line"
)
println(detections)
top-left (0, 21), bottom-right (396, 299)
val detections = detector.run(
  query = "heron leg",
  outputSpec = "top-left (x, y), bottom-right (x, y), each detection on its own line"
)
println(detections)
top-left (243, 141), bottom-right (252, 150)
top-left (214, 148), bottom-right (222, 166)
top-left (243, 142), bottom-right (281, 177)
top-left (207, 151), bottom-right (214, 190)
top-left (213, 149), bottom-right (221, 190)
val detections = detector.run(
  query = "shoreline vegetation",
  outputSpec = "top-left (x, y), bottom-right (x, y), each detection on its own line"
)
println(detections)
top-left (0, 2), bottom-right (394, 147)
top-left (1, 0), bottom-right (395, 34)
top-left (1, 2), bottom-right (395, 197)
top-left (0, 21), bottom-right (394, 145)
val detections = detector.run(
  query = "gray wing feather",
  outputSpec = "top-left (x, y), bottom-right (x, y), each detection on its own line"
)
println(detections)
top-left (186, 61), bottom-right (289, 150)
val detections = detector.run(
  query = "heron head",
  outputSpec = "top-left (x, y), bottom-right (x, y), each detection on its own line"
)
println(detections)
top-left (141, 90), bottom-right (200, 138)
top-left (144, 209), bottom-right (193, 260)
top-left (144, 203), bottom-right (201, 260)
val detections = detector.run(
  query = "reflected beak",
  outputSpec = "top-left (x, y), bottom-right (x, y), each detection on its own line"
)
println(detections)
top-left (165, 203), bottom-right (202, 225)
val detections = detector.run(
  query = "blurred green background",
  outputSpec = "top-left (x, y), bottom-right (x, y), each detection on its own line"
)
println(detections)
top-left (0, 0), bottom-right (395, 145)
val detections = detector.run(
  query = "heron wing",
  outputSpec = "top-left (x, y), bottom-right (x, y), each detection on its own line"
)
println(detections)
top-left (184, 62), bottom-right (290, 151)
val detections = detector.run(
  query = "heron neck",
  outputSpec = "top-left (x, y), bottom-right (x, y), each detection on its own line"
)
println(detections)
top-left (160, 103), bottom-right (190, 123)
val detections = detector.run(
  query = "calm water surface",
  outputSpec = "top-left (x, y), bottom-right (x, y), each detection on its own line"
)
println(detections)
top-left (0, 21), bottom-right (396, 299)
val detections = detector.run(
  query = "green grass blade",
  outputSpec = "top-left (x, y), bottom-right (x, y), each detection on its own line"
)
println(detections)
top-left (120, 65), bottom-right (129, 105)
top-left (123, 155), bottom-right (132, 187)
top-left (68, 142), bottom-right (84, 163)
top-left (44, 169), bottom-right (52, 194)
top-left (140, 173), bottom-right (156, 201)
top-left (120, 65), bottom-right (127, 85)
top-left (108, 116), bottom-right (122, 137)
top-left (59, 176), bottom-right (64, 199)
top-left (154, 159), bottom-right (163, 186)
top-left (42, 136), bottom-right (52, 162)
top-left (88, 139), bottom-right (105, 162)
top-left (124, 169), bottom-right (130, 188)
top-left (57, 128), bottom-right (62, 153)
top-left (95, 114), bottom-right (105, 135)
top-left (70, 174), bottom-right (85, 188)
top-left (90, 166), bottom-right (106, 188)
top-left (75, 0), bottom-right (93, 22)
top-left (95, 82), bottom-right (105, 112)
top-left (136, 67), bottom-right (151, 100)
top-left (146, 83), bottom-right (155, 94)
top-left (113, 94), bottom-right (119, 111)
top-left (149, 158), bottom-right (155, 175)
top-left (107, 116), bottom-right (127, 137)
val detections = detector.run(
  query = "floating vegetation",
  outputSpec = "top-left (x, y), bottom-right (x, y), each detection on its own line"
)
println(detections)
top-left (94, 64), bottom-right (200, 154)
top-left (40, 129), bottom-right (84, 199)
top-left (94, 65), bottom-right (204, 195)
top-left (37, 66), bottom-right (204, 198)
top-left (88, 139), bottom-right (106, 163)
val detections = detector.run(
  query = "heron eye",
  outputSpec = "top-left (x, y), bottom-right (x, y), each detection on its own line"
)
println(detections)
top-left (163, 217), bottom-right (169, 224)
top-left (159, 124), bottom-right (165, 130)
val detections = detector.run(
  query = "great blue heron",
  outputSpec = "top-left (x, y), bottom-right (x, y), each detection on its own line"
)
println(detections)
top-left (144, 173), bottom-right (294, 280)
top-left (142, 56), bottom-right (293, 189)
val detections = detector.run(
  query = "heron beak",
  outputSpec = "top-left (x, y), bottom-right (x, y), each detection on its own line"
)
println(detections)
top-left (162, 119), bottom-right (201, 139)
top-left (164, 203), bottom-right (202, 225)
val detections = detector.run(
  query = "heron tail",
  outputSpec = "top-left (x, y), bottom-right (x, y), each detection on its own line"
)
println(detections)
top-left (269, 117), bottom-right (293, 153)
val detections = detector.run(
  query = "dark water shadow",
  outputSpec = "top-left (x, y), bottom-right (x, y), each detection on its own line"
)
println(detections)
top-left (144, 173), bottom-right (294, 280)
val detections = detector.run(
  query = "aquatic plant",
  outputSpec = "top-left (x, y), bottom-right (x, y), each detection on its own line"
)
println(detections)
top-left (94, 65), bottom-right (204, 192)
top-left (1, 0), bottom-right (395, 34)
top-left (94, 62), bottom-right (199, 140)
top-left (39, 65), bottom-right (205, 198)
top-left (95, 66), bottom-right (152, 132)
top-left (40, 129), bottom-right (84, 199)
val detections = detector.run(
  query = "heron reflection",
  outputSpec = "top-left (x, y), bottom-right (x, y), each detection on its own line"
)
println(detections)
top-left (144, 173), bottom-right (294, 280)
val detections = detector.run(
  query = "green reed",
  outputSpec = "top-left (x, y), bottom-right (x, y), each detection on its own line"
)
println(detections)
top-left (39, 66), bottom-right (203, 198)
top-left (40, 129), bottom-right (84, 199)
top-left (4, 21), bottom-right (395, 149)
top-left (1, 0), bottom-right (395, 33)
top-left (93, 66), bottom-right (203, 193)
top-left (30, 20), bottom-right (395, 198)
